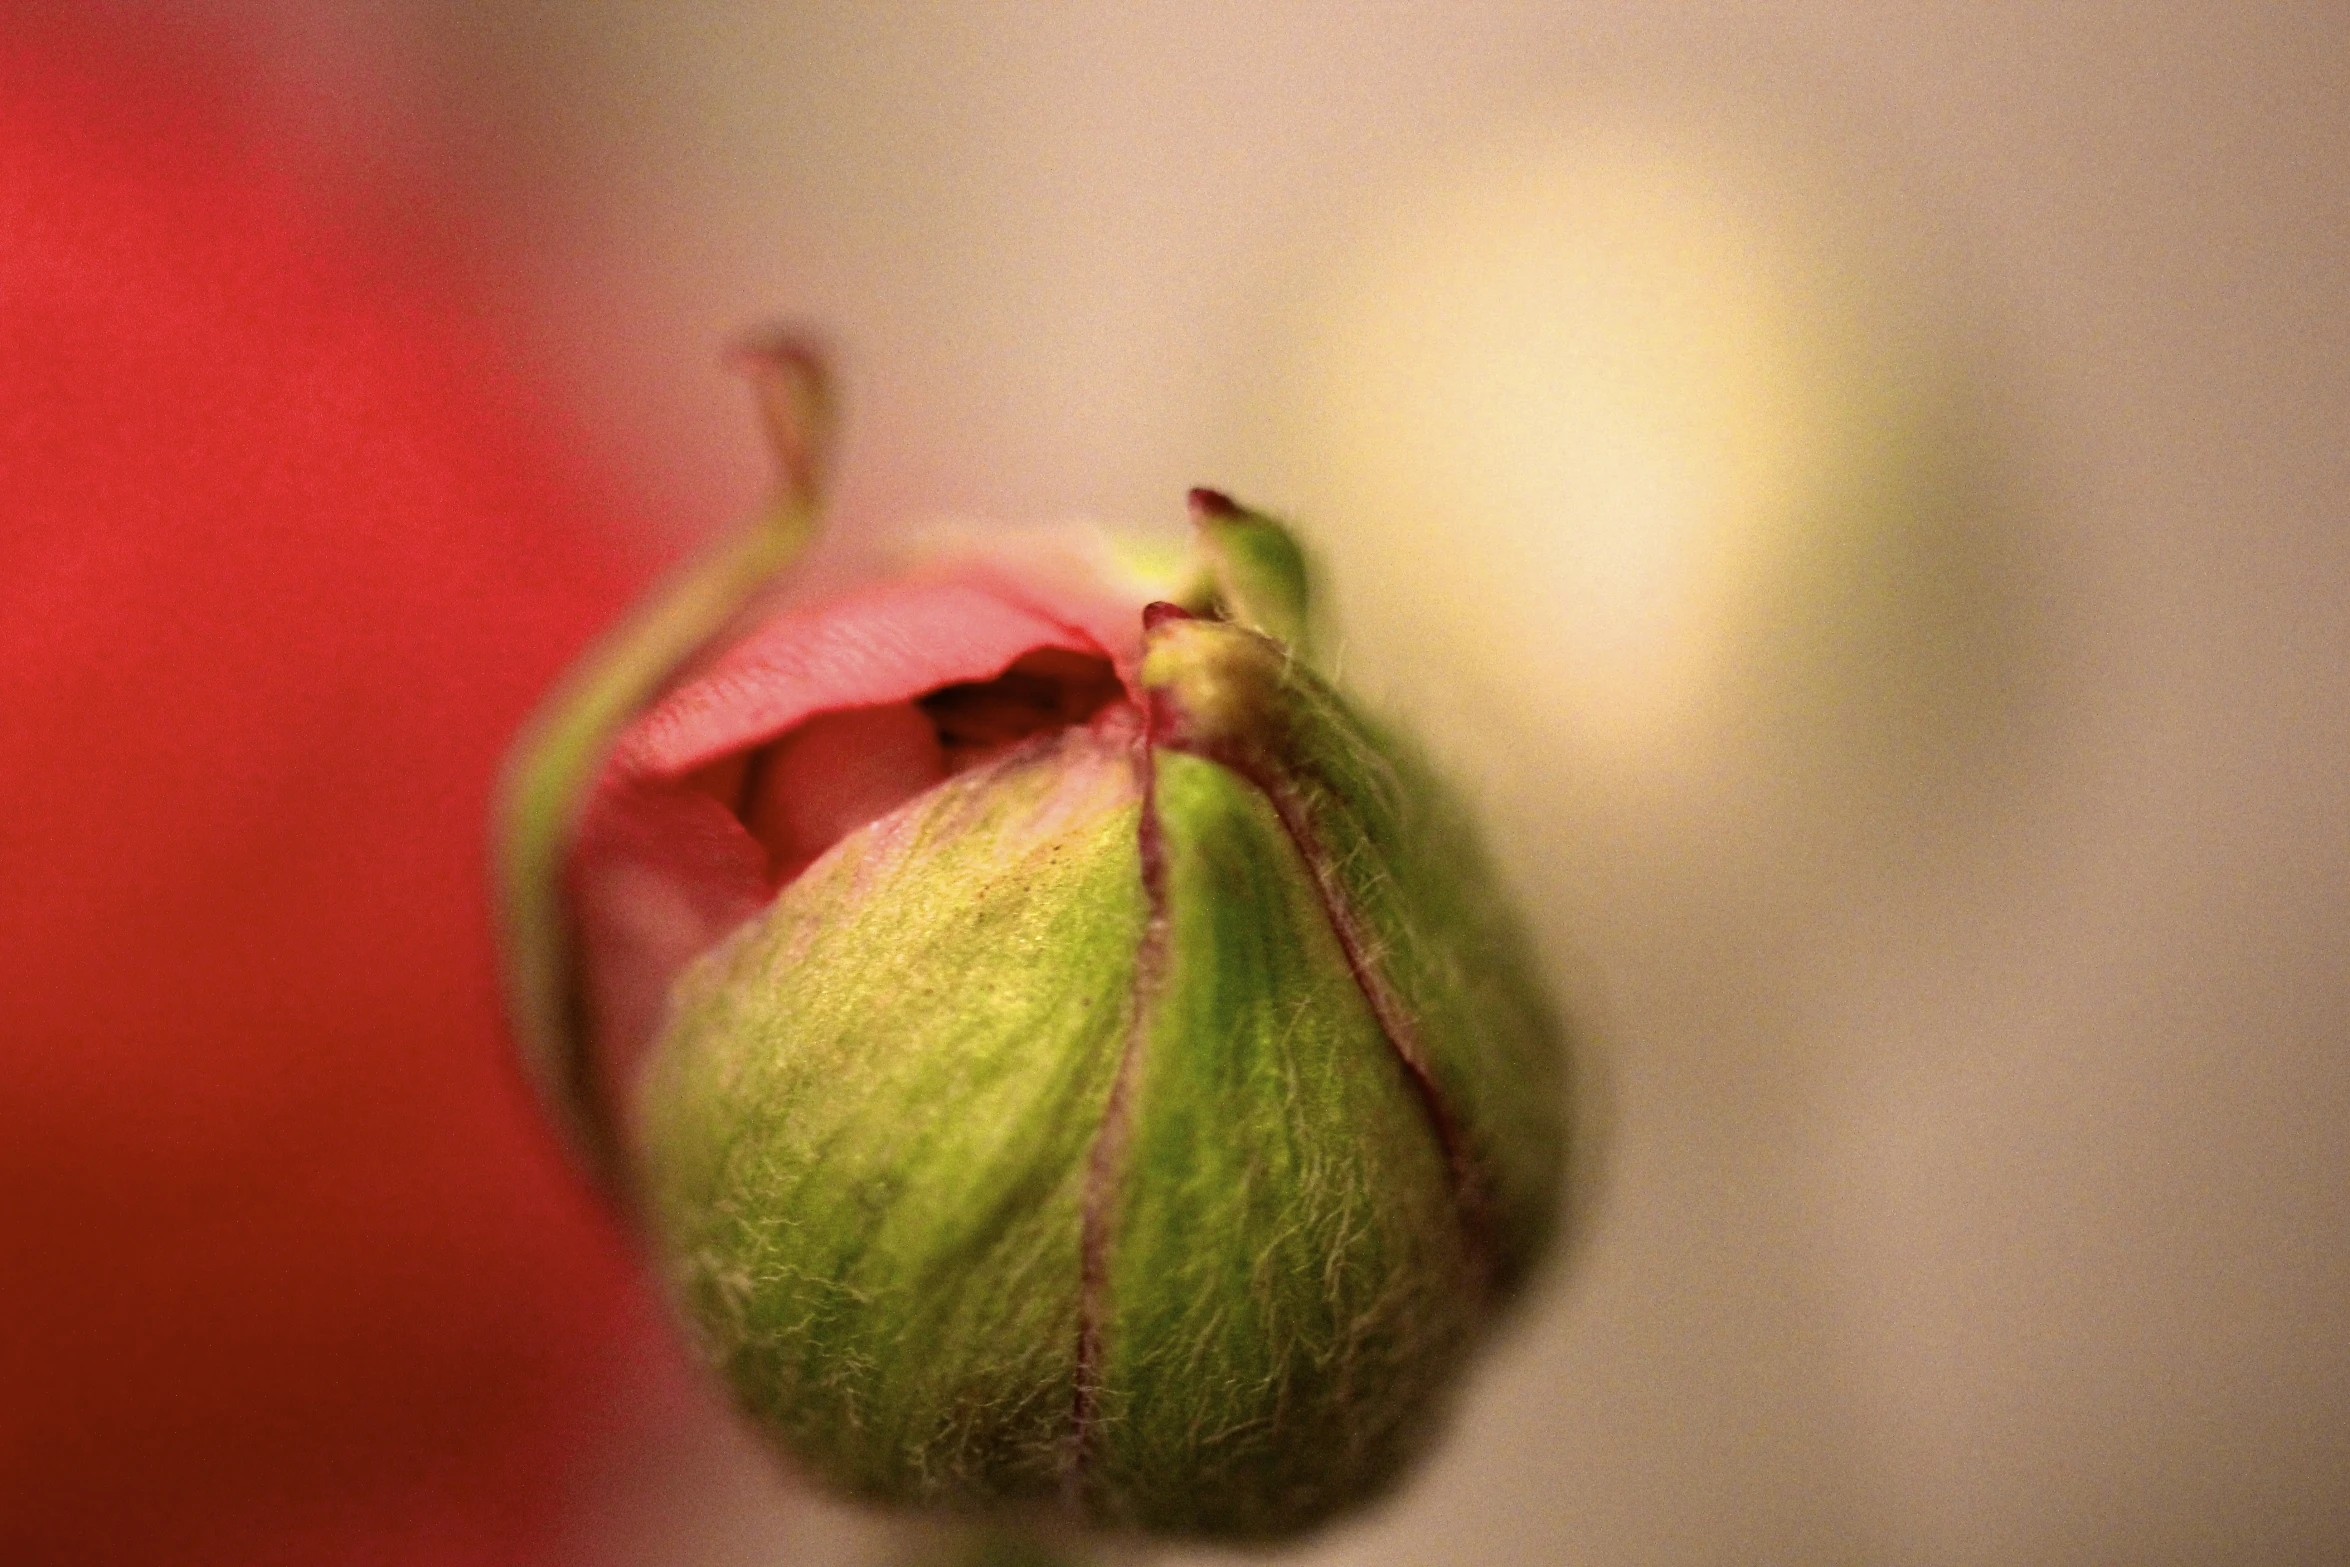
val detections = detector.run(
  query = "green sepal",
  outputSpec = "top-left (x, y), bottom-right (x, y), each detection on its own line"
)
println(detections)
top-left (1186, 488), bottom-right (1313, 657)
top-left (1085, 750), bottom-right (1478, 1538)
top-left (1138, 616), bottom-right (1568, 1299)
top-left (495, 501), bottom-right (813, 1188)
top-left (640, 731), bottom-right (1149, 1509)
top-left (493, 334), bottom-right (829, 1191)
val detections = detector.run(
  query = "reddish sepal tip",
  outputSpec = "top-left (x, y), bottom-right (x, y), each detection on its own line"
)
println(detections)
top-left (1186, 487), bottom-right (1242, 521)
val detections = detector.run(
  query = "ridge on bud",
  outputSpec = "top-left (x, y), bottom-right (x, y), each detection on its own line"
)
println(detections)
top-left (497, 348), bottom-right (1569, 1546)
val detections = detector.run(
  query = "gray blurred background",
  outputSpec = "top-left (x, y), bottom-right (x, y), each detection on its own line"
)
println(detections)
top-left (211, 3), bottom-right (2350, 1562)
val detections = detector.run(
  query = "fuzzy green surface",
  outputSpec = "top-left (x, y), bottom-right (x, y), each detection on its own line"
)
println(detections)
top-left (639, 731), bottom-right (1147, 1508)
top-left (1273, 680), bottom-right (1566, 1297)
top-left (1086, 751), bottom-right (1477, 1538)
top-left (1140, 620), bottom-right (1568, 1298)
top-left (637, 623), bottom-right (1560, 1540)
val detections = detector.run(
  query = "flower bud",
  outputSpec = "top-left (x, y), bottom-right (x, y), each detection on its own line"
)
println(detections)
top-left (498, 354), bottom-right (1568, 1545)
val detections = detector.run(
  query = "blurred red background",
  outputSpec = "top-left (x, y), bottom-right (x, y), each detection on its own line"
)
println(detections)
top-left (0, 18), bottom-right (672, 1563)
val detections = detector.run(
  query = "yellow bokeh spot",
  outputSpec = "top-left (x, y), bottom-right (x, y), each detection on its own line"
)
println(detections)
top-left (1280, 111), bottom-right (1925, 781)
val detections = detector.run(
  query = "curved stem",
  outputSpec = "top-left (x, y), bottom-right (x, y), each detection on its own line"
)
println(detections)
top-left (893, 1523), bottom-right (1099, 1567)
top-left (493, 333), bottom-right (832, 1192)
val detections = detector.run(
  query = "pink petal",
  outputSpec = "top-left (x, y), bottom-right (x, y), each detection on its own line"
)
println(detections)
top-left (745, 701), bottom-right (948, 883)
top-left (571, 771), bottom-right (769, 1111)
top-left (577, 566), bottom-right (1150, 1102)
top-left (616, 575), bottom-right (1127, 781)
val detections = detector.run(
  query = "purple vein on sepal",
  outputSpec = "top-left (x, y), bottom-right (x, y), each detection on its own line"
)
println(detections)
top-left (1067, 728), bottom-right (1169, 1496)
